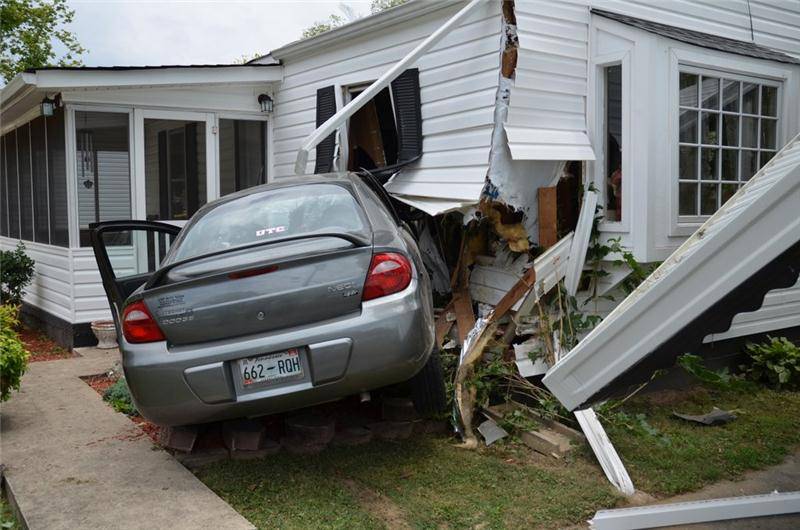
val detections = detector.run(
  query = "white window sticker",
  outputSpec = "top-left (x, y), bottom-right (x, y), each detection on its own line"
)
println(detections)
top-left (255, 226), bottom-right (287, 237)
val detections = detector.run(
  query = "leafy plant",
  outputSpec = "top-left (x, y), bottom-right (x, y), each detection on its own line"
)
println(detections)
top-left (0, 242), bottom-right (35, 306)
top-left (601, 409), bottom-right (671, 446)
top-left (0, 305), bottom-right (29, 401)
top-left (1, 0), bottom-right (85, 82)
top-left (742, 336), bottom-right (800, 390)
top-left (103, 377), bottom-right (139, 416)
top-left (678, 353), bottom-right (742, 390)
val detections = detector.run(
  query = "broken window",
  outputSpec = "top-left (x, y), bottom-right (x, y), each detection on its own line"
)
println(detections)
top-left (678, 69), bottom-right (780, 218)
top-left (313, 69), bottom-right (422, 178)
top-left (604, 64), bottom-right (623, 222)
top-left (347, 86), bottom-right (399, 171)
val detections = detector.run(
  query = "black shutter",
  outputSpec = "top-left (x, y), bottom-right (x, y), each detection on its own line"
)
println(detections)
top-left (314, 85), bottom-right (337, 174)
top-left (391, 68), bottom-right (422, 164)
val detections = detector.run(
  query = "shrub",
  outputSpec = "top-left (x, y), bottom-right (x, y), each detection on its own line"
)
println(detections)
top-left (743, 336), bottom-right (800, 390)
top-left (0, 305), bottom-right (29, 401)
top-left (103, 377), bottom-right (139, 416)
top-left (0, 242), bottom-right (35, 306)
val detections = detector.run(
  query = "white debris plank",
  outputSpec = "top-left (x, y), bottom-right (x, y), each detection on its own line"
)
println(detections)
top-left (590, 491), bottom-right (800, 530)
top-left (564, 190), bottom-right (598, 297)
top-left (574, 408), bottom-right (635, 496)
top-left (513, 233), bottom-right (573, 319)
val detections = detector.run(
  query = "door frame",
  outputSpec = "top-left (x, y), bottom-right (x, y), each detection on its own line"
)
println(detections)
top-left (132, 109), bottom-right (217, 223)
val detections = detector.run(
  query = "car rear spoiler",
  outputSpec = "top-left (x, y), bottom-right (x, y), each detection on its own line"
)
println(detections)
top-left (144, 231), bottom-right (371, 290)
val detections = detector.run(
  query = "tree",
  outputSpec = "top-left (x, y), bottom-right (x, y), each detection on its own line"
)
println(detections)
top-left (233, 52), bottom-right (265, 65)
top-left (1, 0), bottom-right (85, 82)
top-left (302, 0), bottom-right (408, 39)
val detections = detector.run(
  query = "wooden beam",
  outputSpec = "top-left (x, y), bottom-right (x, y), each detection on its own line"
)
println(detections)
top-left (538, 186), bottom-right (558, 249)
top-left (452, 289), bottom-right (476, 345)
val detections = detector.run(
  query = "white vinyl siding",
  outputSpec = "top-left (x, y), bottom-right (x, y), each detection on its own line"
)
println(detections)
top-left (271, 1), bottom-right (502, 205)
top-left (507, 0), bottom-right (595, 161)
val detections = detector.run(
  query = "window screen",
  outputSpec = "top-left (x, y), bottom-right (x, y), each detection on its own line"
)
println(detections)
top-left (48, 108), bottom-right (69, 247)
top-left (219, 119), bottom-right (267, 196)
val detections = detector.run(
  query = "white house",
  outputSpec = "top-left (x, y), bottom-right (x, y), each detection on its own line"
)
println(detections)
top-left (2, 0), bottom-right (800, 348)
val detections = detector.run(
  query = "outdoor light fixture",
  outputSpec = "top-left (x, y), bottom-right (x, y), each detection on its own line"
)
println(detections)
top-left (258, 94), bottom-right (273, 113)
top-left (41, 97), bottom-right (56, 117)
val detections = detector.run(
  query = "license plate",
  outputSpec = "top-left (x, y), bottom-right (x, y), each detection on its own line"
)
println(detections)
top-left (239, 348), bottom-right (303, 386)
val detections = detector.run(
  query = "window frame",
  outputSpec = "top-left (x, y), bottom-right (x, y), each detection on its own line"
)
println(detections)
top-left (339, 82), bottom-right (400, 172)
top-left (591, 50), bottom-right (631, 233)
top-left (67, 105), bottom-right (135, 248)
top-left (215, 112), bottom-right (270, 195)
top-left (668, 48), bottom-right (790, 236)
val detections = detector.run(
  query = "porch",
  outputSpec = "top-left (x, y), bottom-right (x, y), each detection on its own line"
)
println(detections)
top-left (0, 65), bottom-right (281, 347)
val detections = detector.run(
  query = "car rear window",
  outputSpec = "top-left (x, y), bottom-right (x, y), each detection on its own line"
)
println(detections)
top-left (168, 183), bottom-right (367, 262)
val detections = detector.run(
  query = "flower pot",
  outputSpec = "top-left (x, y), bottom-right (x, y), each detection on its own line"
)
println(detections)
top-left (91, 320), bottom-right (118, 349)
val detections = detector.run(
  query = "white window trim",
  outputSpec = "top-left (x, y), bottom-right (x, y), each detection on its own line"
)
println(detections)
top-left (591, 50), bottom-right (631, 233)
top-left (67, 104), bottom-right (135, 248)
top-left (215, 112), bottom-right (271, 191)
top-left (668, 47), bottom-right (793, 237)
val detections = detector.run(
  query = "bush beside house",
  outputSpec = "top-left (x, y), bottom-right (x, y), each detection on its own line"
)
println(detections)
top-left (1, 242), bottom-right (35, 401)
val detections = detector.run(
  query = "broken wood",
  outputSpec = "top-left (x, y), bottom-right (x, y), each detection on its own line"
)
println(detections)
top-left (452, 289), bottom-right (476, 345)
top-left (484, 405), bottom-right (576, 459)
top-left (434, 300), bottom-right (456, 348)
top-left (538, 186), bottom-right (559, 248)
top-left (487, 402), bottom-right (585, 443)
top-left (455, 267), bottom-right (537, 448)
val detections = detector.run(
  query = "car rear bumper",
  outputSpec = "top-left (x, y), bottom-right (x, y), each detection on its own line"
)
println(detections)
top-left (121, 281), bottom-right (434, 426)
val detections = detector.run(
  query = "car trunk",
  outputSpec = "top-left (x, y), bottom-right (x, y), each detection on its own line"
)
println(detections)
top-left (141, 237), bottom-right (372, 346)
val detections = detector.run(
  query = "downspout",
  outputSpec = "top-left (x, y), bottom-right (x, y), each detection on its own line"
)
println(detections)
top-left (293, 0), bottom-right (484, 175)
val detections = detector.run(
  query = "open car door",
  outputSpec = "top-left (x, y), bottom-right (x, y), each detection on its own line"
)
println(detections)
top-left (90, 220), bottom-right (182, 325)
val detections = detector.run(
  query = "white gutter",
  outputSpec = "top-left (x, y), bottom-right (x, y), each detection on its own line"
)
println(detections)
top-left (293, 0), bottom-right (484, 175)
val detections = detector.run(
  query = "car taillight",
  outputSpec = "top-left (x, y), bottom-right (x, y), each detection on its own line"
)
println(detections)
top-left (362, 252), bottom-right (412, 301)
top-left (122, 300), bottom-right (165, 343)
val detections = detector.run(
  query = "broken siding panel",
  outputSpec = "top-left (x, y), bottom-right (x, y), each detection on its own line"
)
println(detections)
top-left (509, 0), bottom-right (595, 161)
top-left (591, 0), bottom-right (800, 56)
top-left (272, 1), bottom-right (501, 206)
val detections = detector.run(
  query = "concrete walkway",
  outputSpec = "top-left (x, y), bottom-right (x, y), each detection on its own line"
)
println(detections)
top-left (0, 348), bottom-right (254, 530)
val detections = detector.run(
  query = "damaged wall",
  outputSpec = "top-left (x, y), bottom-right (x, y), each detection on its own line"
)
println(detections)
top-left (269, 1), bottom-right (503, 215)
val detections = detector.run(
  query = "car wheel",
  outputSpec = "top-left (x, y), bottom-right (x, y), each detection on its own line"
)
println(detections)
top-left (409, 348), bottom-right (447, 417)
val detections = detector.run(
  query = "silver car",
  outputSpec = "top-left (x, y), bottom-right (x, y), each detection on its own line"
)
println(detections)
top-left (91, 174), bottom-right (444, 426)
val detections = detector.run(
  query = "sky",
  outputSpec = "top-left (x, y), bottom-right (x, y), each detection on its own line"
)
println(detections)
top-left (61, 0), bottom-right (375, 66)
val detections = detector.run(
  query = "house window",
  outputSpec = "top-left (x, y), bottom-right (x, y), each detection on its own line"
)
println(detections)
top-left (678, 70), bottom-right (779, 217)
top-left (0, 108), bottom-right (69, 247)
top-left (604, 64), bottom-right (623, 222)
top-left (219, 119), bottom-right (267, 196)
top-left (347, 86), bottom-right (399, 171)
top-left (74, 111), bottom-right (131, 246)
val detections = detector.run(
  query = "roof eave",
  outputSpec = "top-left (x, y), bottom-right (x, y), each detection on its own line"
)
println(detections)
top-left (270, 0), bottom-right (463, 61)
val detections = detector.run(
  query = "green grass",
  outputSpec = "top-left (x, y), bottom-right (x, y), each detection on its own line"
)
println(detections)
top-left (196, 386), bottom-right (800, 529)
top-left (1, 494), bottom-right (21, 530)
top-left (603, 385), bottom-right (800, 495)
top-left (197, 437), bottom-right (619, 529)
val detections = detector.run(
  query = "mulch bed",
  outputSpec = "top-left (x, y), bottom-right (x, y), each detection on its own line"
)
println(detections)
top-left (82, 373), bottom-right (162, 444)
top-left (19, 327), bottom-right (78, 363)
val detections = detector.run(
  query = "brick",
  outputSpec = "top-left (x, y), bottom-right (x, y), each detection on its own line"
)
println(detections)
top-left (222, 419), bottom-right (266, 452)
top-left (285, 414), bottom-right (335, 445)
top-left (381, 397), bottom-right (418, 422)
top-left (367, 421), bottom-right (414, 441)
top-left (331, 426), bottom-right (373, 447)
top-left (230, 439), bottom-right (280, 460)
top-left (159, 425), bottom-right (199, 453)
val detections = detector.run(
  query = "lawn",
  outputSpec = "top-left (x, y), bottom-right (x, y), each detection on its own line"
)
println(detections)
top-left (195, 385), bottom-right (800, 529)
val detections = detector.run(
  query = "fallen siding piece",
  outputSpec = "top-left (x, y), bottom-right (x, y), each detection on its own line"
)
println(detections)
top-left (589, 491), bottom-right (800, 530)
top-left (574, 408), bottom-right (635, 496)
top-left (477, 417), bottom-right (508, 446)
top-left (513, 232), bottom-right (572, 320)
top-left (513, 337), bottom-right (549, 377)
top-left (544, 134), bottom-right (800, 411)
top-left (564, 190), bottom-right (598, 297)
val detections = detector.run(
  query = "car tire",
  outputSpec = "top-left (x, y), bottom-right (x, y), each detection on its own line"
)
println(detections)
top-left (409, 348), bottom-right (447, 417)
